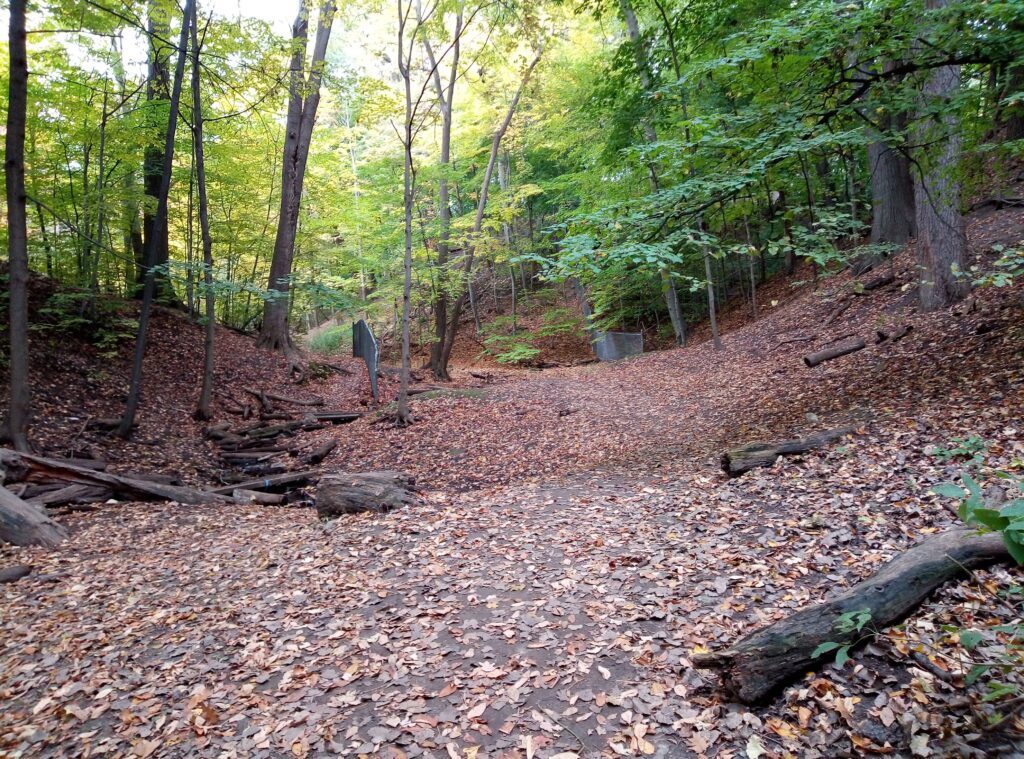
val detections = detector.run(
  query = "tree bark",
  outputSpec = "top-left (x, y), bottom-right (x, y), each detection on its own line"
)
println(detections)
top-left (913, 0), bottom-right (970, 312)
top-left (4, 0), bottom-right (31, 452)
top-left (721, 426), bottom-right (857, 477)
top-left (316, 471), bottom-right (417, 519)
top-left (803, 337), bottom-right (866, 367)
top-left (259, 0), bottom-right (336, 354)
top-left (142, 0), bottom-right (178, 303)
top-left (693, 529), bottom-right (1010, 703)
top-left (190, 6), bottom-right (216, 420)
top-left (437, 49), bottom-right (543, 377)
top-left (119, 0), bottom-right (194, 438)
top-left (0, 486), bottom-right (68, 548)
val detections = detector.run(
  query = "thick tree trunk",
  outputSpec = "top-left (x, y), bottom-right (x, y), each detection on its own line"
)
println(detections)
top-left (693, 529), bottom-right (1010, 703)
top-left (721, 425), bottom-right (857, 477)
top-left (0, 486), bottom-right (68, 548)
top-left (190, 7), bottom-right (216, 420)
top-left (119, 0), bottom-right (194, 438)
top-left (868, 140), bottom-right (916, 246)
top-left (4, 0), bottom-right (31, 452)
top-left (142, 1), bottom-right (178, 303)
top-left (259, 1), bottom-right (336, 354)
top-left (316, 471), bottom-right (417, 519)
top-left (913, 0), bottom-right (970, 312)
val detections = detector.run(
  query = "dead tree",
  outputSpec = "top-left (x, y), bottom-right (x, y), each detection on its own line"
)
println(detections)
top-left (693, 529), bottom-right (1010, 703)
top-left (316, 472), bottom-right (418, 519)
top-left (721, 426), bottom-right (857, 477)
top-left (803, 338), bottom-right (866, 367)
top-left (0, 486), bottom-right (68, 547)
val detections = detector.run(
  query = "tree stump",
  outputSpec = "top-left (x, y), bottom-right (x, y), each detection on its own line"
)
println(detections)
top-left (316, 472), bottom-right (417, 519)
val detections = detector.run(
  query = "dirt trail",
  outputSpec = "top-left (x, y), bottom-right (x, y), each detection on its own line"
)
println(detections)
top-left (3, 209), bottom-right (1024, 757)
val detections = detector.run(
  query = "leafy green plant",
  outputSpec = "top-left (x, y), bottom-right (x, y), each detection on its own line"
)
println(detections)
top-left (973, 244), bottom-right (1024, 288)
top-left (307, 325), bottom-right (350, 355)
top-left (930, 435), bottom-right (989, 466)
top-left (812, 608), bottom-right (875, 668)
top-left (933, 473), bottom-right (1024, 563)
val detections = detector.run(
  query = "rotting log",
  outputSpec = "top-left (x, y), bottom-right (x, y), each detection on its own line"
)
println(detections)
top-left (721, 426), bottom-right (857, 477)
top-left (210, 470), bottom-right (319, 495)
top-left (803, 338), bottom-right (866, 368)
top-left (823, 298), bottom-right (851, 326)
top-left (876, 324), bottom-right (913, 345)
top-left (692, 529), bottom-right (1010, 704)
top-left (0, 564), bottom-right (32, 584)
top-left (855, 273), bottom-right (896, 293)
top-left (316, 471), bottom-right (418, 519)
top-left (0, 449), bottom-right (224, 505)
top-left (311, 412), bottom-right (363, 424)
top-left (0, 486), bottom-right (68, 547)
top-left (27, 484), bottom-right (111, 508)
top-left (304, 439), bottom-right (338, 466)
top-left (231, 489), bottom-right (286, 505)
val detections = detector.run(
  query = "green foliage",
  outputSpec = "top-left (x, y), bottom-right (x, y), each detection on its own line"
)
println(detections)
top-left (307, 326), bottom-right (350, 355)
top-left (974, 244), bottom-right (1024, 288)
top-left (933, 472), bottom-right (1024, 564)
top-left (929, 435), bottom-right (989, 466)
top-left (812, 609), bottom-right (875, 669)
top-left (479, 306), bottom-right (582, 365)
top-left (34, 291), bottom-right (137, 358)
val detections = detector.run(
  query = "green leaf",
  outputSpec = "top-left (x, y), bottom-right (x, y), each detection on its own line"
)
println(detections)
top-left (971, 508), bottom-right (1009, 531)
top-left (834, 645), bottom-right (851, 668)
top-left (959, 629), bottom-right (983, 651)
top-left (812, 641), bottom-right (841, 658)
top-left (1002, 533), bottom-right (1024, 565)
top-left (931, 483), bottom-right (965, 499)
top-left (966, 664), bottom-right (990, 685)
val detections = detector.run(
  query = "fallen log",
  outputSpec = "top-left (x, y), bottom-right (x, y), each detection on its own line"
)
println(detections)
top-left (0, 449), bottom-right (224, 505)
top-left (304, 439), bottom-right (338, 466)
top-left (311, 412), bottom-right (363, 424)
top-left (316, 471), bottom-right (418, 519)
top-left (210, 470), bottom-right (319, 495)
top-left (0, 486), bottom-right (69, 547)
top-left (823, 298), bottom-right (851, 326)
top-left (721, 426), bottom-right (857, 477)
top-left (855, 273), bottom-right (896, 293)
top-left (26, 484), bottom-right (111, 508)
top-left (876, 324), bottom-right (913, 345)
top-left (803, 338), bottom-right (866, 368)
top-left (231, 488), bottom-right (286, 505)
top-left (0, 564), bottom-right (32, 584)
top-left (692, 529), bottom-right (1010, 703)
top-left (260, 390), bottom-right (325, 407)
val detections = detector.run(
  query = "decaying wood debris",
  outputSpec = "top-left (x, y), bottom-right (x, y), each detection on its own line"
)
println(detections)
top-left (721, 426), bottom-right (857, 477)
top-left (693, 529), bottom-right (1011, 703)
top-left (803, 337), bottom-right (866, 367)
top-left (316, 471), bottom-right (418, 519)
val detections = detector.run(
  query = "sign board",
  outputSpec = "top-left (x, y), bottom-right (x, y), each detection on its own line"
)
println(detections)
top-left (352, 319), bottom-right (379, 403)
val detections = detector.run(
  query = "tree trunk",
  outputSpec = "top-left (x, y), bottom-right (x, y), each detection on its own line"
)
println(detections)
top-left (142, 0), bottom-right (177, 303)
top-left (191, 5), bottom-right (216, 420)
top-left (703, 247), bottom-right (723, 350)
top-left (0, 486), bottom-right (67, 548)
top-left (913, 0), bottom-right (970, 312)
top-left (437, 49), bottom-right (543, 377)
top-left (868, 139), bottom-right (916, 246)
top-left (259, 1), bottom-right (336, 354)
top-left (4, 0), bottom-right (31, 452)
top-left (119, 0), bottom-right (194, 438)
top-left (423, 15), bottom-right (462, 381)
top-left (693, 529), bottom-right (1009, 703)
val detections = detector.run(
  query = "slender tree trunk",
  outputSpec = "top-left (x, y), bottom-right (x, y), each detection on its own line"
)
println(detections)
top-left (620, 0), bottom-right (686, 347)
top-left (396, 0), bottom-right (415, 425)
top-left (5, 0), bottom-right (31, 452)
top-left (259, 0), bottom-right (336, 356)
top-left (913, 0), bottom-right (970, 312)
top-left (191, 5), bottom-right (216, 420)
top-left (423, 14), bottom-right (462, 381)
top-left (119, 0), bottom-right (194, 438)
top-left (704, 247), bottom-right (723, 351)
top-left (438, 49), bottom-right (542, 376)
